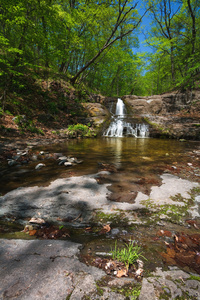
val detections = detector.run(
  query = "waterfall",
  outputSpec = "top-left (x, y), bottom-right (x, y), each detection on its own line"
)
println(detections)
top-left (103, 98), bottom-right (149, 138)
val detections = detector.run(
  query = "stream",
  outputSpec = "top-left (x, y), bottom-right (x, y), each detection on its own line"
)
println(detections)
top-left (0, 137), bottom-right (199, 194)
top-left (0, 137), bottom-right (200, 276)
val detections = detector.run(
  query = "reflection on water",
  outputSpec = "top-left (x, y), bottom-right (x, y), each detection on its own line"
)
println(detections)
top-left (0, 137), bottom-right (199, 195)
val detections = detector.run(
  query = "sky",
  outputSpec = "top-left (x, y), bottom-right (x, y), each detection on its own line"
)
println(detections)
top-left (134, 3), bottom-right (153, 54)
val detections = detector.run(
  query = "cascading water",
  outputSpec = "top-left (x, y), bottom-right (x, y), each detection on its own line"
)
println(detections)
top-left (104, 98), bottom-right (149, 138)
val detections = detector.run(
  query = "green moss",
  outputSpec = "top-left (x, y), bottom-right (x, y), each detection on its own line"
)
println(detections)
top-left (188, 275), bottom-right (200, 282)
top-left (111, 283), bottom-right (141, 299)
top-left (140, 189), bottom-right (197, 224)
top-left (95, 283), bottom-right (104, 296)
top-left (93, 210), bottom-right (129, 226)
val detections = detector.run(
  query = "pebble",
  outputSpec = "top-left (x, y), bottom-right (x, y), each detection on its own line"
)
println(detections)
top-left (7, 159), bottom-right (17, 166)
top-left (35, 163), bottom-right (46, 170)
top-left (64, 162), bottom-right (73, 167)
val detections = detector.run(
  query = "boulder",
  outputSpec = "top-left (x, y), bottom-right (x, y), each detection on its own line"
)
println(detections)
top-left (82, 102), bottom-right (110, 127)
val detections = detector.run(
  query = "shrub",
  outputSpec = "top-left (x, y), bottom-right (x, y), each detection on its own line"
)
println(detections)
top-left (67, 123), bottom-right (92, 137)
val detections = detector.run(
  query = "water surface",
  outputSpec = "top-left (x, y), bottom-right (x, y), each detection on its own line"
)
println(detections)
top-left (0, 137), bottom-right (199, 195)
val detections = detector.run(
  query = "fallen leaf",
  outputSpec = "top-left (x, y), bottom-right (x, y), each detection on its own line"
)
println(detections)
top-left (99, 224), bottom-right (111, 234)
top-left (116, 268), bottom-right (128, 278)
top-left (156, 230), bottom-right (172, 237)
top-left (29, 229), bottom-right (37, 236)
top-left (135, 268), bottom-right (143, 277)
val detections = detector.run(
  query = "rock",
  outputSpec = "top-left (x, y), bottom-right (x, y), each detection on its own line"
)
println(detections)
top-left (110, 228), bottom-right (120, 236)
top-left (0, 239), bottom-right (105, 300)
top-left (58, 156), bottom-right (68, 165)
top-left (120, 91), bottom-right (200, 140)
top-left (53, 153), bottom-right (63, 159)
top-left (30, 155), bottom-right (38, 161)
top-left (35, 163), bottom-right (46, 170)
top-left (139, 267), bottom-right (200, 300)
top-left (64, 162), bottom-right (73, 167)
top-left (29, 217), bottom-right (45, 224)
top-left (7, 159), bottom-right (17, 166)
top-left (139, 278), bottom-right (156, 300)
top-left (82, 102), bottom-right (110, 127)
top-left (67, 157), bottom-right (75, 163)
top-left (74, 158), bottom-right (83, 164)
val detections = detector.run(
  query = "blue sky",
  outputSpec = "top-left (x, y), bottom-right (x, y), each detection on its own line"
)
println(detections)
top-left (135, 4), bottom-right (153, 54)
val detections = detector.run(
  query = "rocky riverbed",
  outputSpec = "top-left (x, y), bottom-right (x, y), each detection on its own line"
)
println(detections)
top-left (0, 162), bottom-right (200, 299)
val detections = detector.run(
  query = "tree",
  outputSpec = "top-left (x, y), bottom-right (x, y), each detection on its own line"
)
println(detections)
top-left (69, 0), bottom-right (148, 84)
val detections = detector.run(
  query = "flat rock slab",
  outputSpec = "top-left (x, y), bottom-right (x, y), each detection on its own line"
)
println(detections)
top-left (139, 267), bottom-right (200, 300)
top-left (0, 239), bottom-right (105, 300)
top-left (0, 173), bottom-right (199, 224)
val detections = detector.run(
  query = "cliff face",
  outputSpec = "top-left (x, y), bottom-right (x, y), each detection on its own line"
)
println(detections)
top-left (83, 91), bottom-right (200, 139)
top-left (121, 91), bottom-right (200, 140)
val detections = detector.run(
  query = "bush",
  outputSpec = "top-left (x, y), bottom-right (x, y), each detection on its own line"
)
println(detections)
top-left (67, 123), bottom-right (93, 137)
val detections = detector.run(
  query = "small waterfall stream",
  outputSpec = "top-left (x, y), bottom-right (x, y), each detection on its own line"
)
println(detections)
top-left (104, 98), bottom-right (149, 137)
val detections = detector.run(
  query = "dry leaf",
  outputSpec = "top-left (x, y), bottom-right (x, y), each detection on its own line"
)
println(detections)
top-left (135, 268), bottom-right (143, 277)
top-left (29, 229), bottom-right (37, 236)
top-left (99, 224), bottom-right (111, 234)
top-left (116, 268), bottom-right (128, 278)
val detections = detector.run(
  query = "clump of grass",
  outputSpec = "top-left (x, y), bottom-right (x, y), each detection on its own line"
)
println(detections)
top-left (110, 240), bottom-right (146, 270)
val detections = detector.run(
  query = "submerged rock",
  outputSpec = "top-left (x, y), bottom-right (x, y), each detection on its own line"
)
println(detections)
top-left (35, 163), bottom-right (46, 170)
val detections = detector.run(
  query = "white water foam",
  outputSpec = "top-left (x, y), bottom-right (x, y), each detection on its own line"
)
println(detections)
top-left (104, 98), bottom-right (149, 137)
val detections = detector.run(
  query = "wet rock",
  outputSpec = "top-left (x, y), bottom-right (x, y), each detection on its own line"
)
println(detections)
top-left (35, 163), bottom-right (46, 170)
top-left (53, 153), bottom-right (63, 159)
top-left (58, 156), bottom-right (68, 165)
top-left (107, 192), bottom-right (137, 203)
top-left (30, 154), bottom-right (38, 161)
top-left (98, 162), bottom-right (117, 173)
top-left (110, 228), bottom-right (120, 236)
top-left (64, 162), bottom-right (73, 167)
top-left (74, 158), bottom-right (83, 164)
top-left (7, 159), bottom-right (17, 166)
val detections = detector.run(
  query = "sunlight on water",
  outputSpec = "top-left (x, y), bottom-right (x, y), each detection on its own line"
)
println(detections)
top-left (0, 137), bottom-right (199, 194)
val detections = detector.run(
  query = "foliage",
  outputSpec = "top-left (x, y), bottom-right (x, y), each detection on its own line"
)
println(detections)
top-left (67, 123), bottom-right (93, 137)
top-left (14, 115), bottom-right (44, 135)
top-left (0, 0), bottom-right (145, 100)
top-left (110, 240), bottom-right (146, 269)
top-left (0, 0), bottom-right (199, 104)
top-left (142, 0), bottom-right (200, 94)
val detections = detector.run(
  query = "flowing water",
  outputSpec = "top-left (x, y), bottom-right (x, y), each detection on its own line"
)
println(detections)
top-left (103, 98), bottom-right (149, 137)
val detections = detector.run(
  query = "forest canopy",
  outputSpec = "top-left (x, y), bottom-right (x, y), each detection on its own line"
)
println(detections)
top-left (0, 0), bottom-right (200, 99)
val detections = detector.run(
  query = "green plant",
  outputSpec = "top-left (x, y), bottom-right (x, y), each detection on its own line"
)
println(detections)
top-left (110, 240), bottom-right (146, 270)
top-left (48, 101), bottom-right (59, 114)
top-left (67, 123), bottom-right (93, 137)
top-left (5, 110), bottom-right (12, 116)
